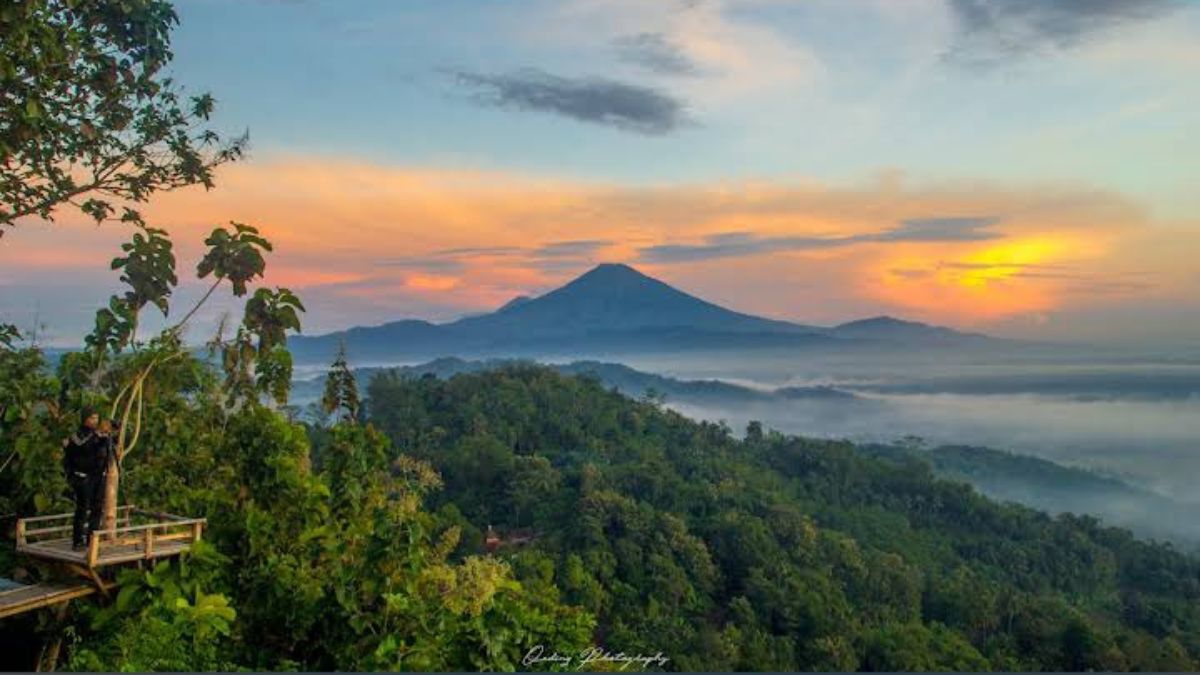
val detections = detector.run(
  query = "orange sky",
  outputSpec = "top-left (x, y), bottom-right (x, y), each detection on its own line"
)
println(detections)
top-left (2, 157), bottom-right (1197, 344)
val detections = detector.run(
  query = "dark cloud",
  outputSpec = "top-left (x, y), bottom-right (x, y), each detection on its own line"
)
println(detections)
top-left (435, 246), bottom-right (524, 258)
top-left (639, 217), bottom-right (1002, 263)
top-left (375, 256), bottom-right (465, 273)
top-left (451, 68), bottom-right (689, 135)
top-left (639, 233), bottom-right (840, 263)
top-left (613, 33), bottom-right (703, 77)
top-left (945, 0), bottom-right (1179, 65)
top-left (1062, 279), bottom-right (1157, 295)
top-left (378, 240), bottom-right (613, 271)
top-left (533, 240), bottom-right (613, 257)
top-left (890, 268), bottom-right (934, 280)
top-left (874, 217), bottom-right (1001, 242)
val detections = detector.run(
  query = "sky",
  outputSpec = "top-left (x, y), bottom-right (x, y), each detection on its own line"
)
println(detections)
top-left (3, 0), bottom-right (1200, 347)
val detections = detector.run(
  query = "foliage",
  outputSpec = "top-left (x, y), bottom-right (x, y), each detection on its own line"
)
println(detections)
top-left (0, 0), bottom-right (245, 236)
top-left (196, 222), bottom-right (273, 298)
top-left (4, 4), bottom-right (1198, 670)
top-left (322, 342), bottom-right (361, 424)
top-left (2, 357), bottom-right (595, 671)
top-left (364, 365), bottom-right (1200, 672)
top-left (1, 2), bottom-right (600, 670)
top-left (65, 541), bottom-right (238, 672)
top-left (0, 323), bottom-right (20, 351)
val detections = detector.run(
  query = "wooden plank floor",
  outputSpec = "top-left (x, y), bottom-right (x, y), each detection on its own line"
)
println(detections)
top-left (19, 537), bottom-right (192, 567)
top-left (0, 581), bottom-right (100, 619)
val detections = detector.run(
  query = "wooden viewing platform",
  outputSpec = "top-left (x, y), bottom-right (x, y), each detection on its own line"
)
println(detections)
top-left (1, 507), bottom-right (202, 621)
top-left (0, 579), bottom-right (116, 620)
top-left (16, 505), bottom-right (206, 569)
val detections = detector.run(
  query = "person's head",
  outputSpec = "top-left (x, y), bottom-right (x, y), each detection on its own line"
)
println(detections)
top-left (81, 407), bottom-right (99, 430)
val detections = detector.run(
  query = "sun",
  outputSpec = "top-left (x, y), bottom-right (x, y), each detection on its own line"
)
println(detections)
top-left (953, 238), bottom-right (1065, 288)
top-left (871, 235), bottom-right (1088, 321)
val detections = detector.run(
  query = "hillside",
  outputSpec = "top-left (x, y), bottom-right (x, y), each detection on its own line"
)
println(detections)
top-left (863, 444), bottom-right (1200, 547)
top-left (364, 364), bottom-right (1200, 671)
top-left (292, 357), bottom-right (1200, 547)
top-left (291, 356), bottom-right (858, 408)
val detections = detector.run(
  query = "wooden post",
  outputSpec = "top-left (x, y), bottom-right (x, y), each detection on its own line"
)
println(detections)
top-left (192, 521), bottom-right (203, 543)
top-left (37, 602), bottom-right (70, 671)
top-left (15, 519), bottom-right (26, 548)
top-left (101, 455), bottom-right (120, 534)
top-left (142, 527), bottom-right (153, 557)
top-left (86, 533), bottom-right (100, 568)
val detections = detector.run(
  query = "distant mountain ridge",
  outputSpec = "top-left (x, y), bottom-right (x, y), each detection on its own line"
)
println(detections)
top-left (829, 315), bottom-right (990, 343)
top-left (291, 356), bottom-right (859, 408)
top-left (290, 263), bottom-right (998, 363)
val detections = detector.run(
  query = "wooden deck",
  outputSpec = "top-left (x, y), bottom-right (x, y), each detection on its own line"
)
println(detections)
top-left (16, 506), bottom-right (205, 569)
top-left (0, 580), bottom-right (113, 619)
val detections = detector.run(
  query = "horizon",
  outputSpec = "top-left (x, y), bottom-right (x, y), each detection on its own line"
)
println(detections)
top-left (21, 262), bottom-right (996, 348)
top-left (296, 262), bottom-right (997, 341)
top-left (2, 0), bottom-right (1199, 348)
top-left (6, 4), bottom-right (1200, 669)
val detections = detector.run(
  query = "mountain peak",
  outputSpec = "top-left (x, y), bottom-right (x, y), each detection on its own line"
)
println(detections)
top-left (838, 315), bottom-right (923, 329)
top-left (591, 262), bottom-right (640, 273)
top-left (572, 263), bottom-right (652, 284)
top-left (496, 295), bottom-right (533, 313)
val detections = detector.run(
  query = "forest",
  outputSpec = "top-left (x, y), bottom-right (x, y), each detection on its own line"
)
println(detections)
top-left (2, 0), bottom-right (1199, 671)
top-left (4, 348), bottom-right (1200, 670)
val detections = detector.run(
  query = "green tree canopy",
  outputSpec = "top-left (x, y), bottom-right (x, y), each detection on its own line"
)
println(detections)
top-left (0, 0), bottom-right (245, 235)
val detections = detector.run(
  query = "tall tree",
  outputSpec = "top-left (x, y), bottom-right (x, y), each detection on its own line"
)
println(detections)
top-left (0, 0), bottom-right (245, 235)
top-left (321, 341), bottom-right (360, 424)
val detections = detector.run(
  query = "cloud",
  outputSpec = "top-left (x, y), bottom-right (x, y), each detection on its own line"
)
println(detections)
top-left (533, 239), bottom-right (613, 257)
top-left (873, 217), bottom-right (1001, 242)
top-left (435, 246), bottom-right (524, 258)
top-left (374, 256), bottom-right (466, 274)
top-left (613, 32), bottom-right (703, 76)
top-left (939, 261), bottom-right (1067, 272)
top-left (379, 240), bottom-right (613, 278)
top-left (639, 216), bottom-right (1002, 262)
top-left (451, 68), bottom-right (689, 135)
top-left (945, 0), bottom-right (1180, 65)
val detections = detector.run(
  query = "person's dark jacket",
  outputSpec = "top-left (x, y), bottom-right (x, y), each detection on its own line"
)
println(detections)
top-left (63, 429), bottom-right (112, 478)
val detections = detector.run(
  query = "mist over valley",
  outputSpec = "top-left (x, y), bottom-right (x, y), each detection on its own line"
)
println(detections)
top-left (289, 265), bottom-right (1200, 547)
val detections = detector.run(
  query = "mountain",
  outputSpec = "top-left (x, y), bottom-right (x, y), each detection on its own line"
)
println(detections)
top-left (451, 263), bottom-right (816, 338)
top-left (829, 315), bottom-right (989, 344)
top-left (290, 263), bottom-right (994, 363)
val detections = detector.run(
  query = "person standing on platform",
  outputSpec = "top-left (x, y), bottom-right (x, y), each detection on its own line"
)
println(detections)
top-left (62, 408), bottom-right (114, 551)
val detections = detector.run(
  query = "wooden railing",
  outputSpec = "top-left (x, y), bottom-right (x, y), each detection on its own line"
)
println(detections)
top-left (15, 505), bottom-right (137, 542)
top-left (16, 506), bottom-right (205, 568)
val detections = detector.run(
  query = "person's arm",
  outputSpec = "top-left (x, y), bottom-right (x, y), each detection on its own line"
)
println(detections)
top-left (62, 435), bottom-right (76, 475)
